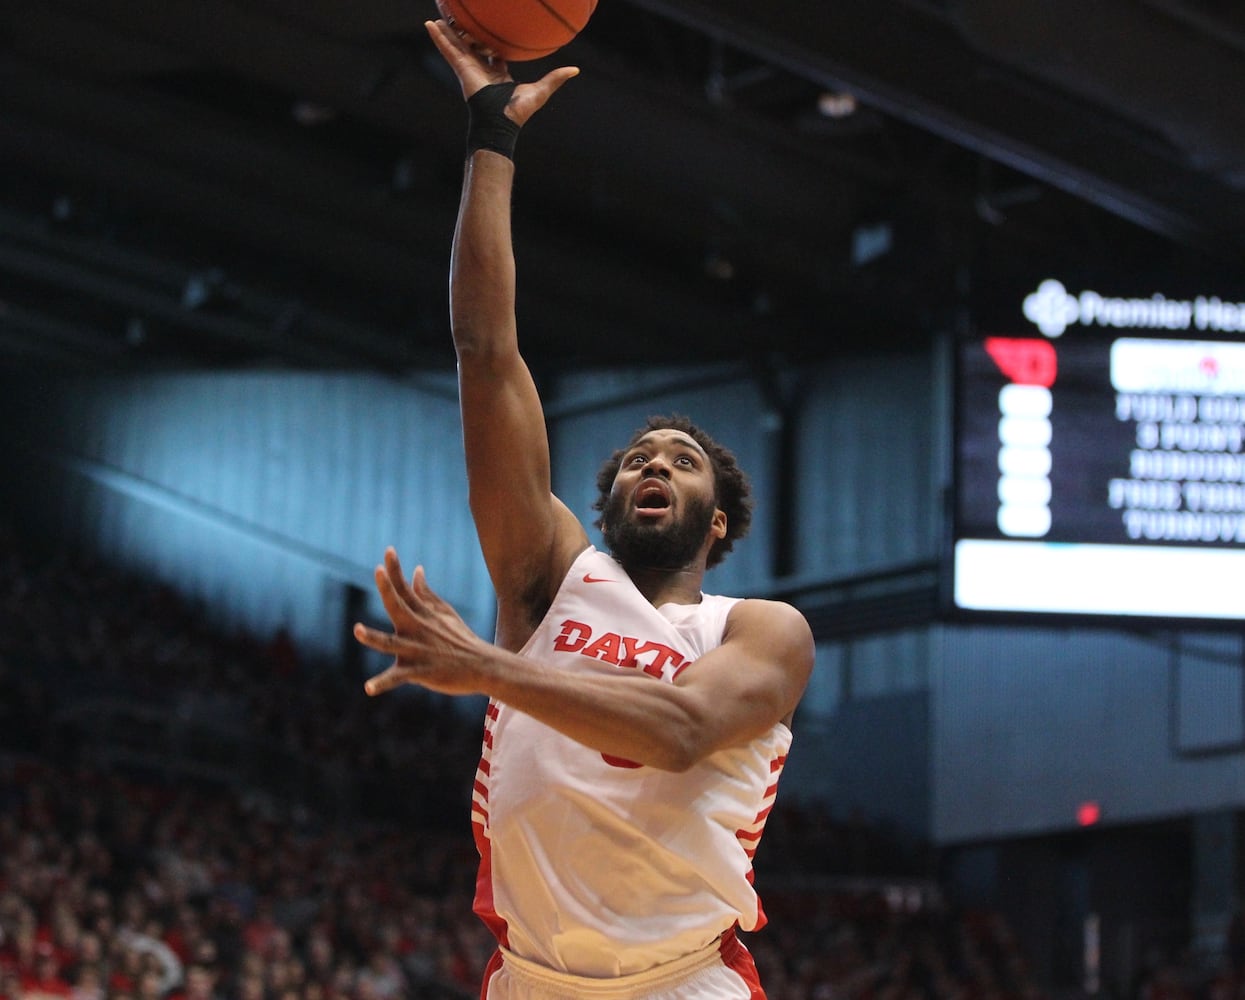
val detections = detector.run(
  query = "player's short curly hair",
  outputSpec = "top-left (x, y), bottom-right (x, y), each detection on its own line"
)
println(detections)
top-left (592, 414), bottom-right (753, 569)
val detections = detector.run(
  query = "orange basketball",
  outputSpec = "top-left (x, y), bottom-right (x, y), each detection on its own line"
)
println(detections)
top-left (435, 0), bottom-right (597, 61)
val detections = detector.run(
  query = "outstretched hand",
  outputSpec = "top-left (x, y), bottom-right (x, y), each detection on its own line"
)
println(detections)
top-left (424, 19), bottom-right (579, 126)
top-left (353, 547), bottom-right (489, 697)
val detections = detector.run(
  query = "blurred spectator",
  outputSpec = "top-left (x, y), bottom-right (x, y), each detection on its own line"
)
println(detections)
top-left (22, 948), bottom-right (72, 1000)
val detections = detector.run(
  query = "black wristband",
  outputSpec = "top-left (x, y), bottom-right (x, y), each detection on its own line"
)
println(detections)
top-left (466, 83), bottom-right (520, 160)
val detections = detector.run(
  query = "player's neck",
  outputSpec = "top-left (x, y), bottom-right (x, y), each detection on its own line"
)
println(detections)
top-left (622, 563), bottom-right (705, 607)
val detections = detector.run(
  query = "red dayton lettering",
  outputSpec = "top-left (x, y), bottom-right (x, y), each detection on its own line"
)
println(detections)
top-left (552, 619), bottom-right (687, 679)
top-left (552, 619), bottom-right (690, 770)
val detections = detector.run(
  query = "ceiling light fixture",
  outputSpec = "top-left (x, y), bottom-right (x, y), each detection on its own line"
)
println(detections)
top-left (817, 91), bottom-right (858, 119)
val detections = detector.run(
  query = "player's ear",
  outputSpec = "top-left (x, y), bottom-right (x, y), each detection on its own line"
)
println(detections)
top-left (711, 508), bottom-right (727, 540)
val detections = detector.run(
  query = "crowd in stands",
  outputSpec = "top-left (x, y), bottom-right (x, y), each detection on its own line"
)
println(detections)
top-left (0, 745), bottom-right (1051, 1000)
top-left (0, 756), bottom-right (491, 1000)
top-left (0, 524), bottom-right (1198, 1000)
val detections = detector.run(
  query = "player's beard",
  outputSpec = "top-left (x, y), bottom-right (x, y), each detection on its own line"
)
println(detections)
top-left (601, 489), bottom-right (717, 571)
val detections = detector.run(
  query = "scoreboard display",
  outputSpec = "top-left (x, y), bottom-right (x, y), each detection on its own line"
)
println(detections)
top-left (952, 278), bottom-right (1245, 623)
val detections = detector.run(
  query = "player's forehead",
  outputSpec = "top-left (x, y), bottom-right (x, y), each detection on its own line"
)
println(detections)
top-left (625, 428), bottom-right (708, 458)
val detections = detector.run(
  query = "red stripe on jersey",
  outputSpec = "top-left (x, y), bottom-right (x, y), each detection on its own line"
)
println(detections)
top-left (719, 928), bottom-right (767, 999)
top-left (479, 948), bottom-right (504, 1000)
top-left (472, 819), bottom-right (509, 951)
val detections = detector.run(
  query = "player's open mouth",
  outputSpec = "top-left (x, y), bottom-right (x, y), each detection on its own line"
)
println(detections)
top-left (634, 481), bottom-right (671, 516)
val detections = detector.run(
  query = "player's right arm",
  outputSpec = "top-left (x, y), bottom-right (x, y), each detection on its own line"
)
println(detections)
top-left (426, 21), bottom-right (585, 643)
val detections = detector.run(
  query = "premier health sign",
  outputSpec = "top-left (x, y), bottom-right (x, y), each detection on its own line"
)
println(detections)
top-left (1022, 279), bottom-right (1245, 339)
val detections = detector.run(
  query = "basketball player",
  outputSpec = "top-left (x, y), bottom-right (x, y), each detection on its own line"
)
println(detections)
top-left (351, 19), bottom-right (814, 999)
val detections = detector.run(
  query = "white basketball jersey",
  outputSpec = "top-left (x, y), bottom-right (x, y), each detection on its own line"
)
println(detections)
top-left (471, 546), bottom-right (793, 978)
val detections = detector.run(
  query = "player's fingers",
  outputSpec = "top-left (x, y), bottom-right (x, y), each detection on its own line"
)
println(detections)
top-left (411, 566), bottom-right (460, 620)
top-left (383, 547), bottom-right (416, 600)
top-left (410, 564), bottom-right (436, 602)
top-left (425, 18), bottom-right (463, 55)
top-left (372, 564), bottom-right (417, 625)
top-left (508, 67), bottom-right (577, 124)
top-left (373, 562), bottom-right (400, 609)
top-left (542, 66), bottom-right (580, 92)
top-left (525, 67), bottom-right (579, 109)
top-left (426, 18), bottom-right (504, 81)
top-left (426, 19), bottom-right (482, 74)
top-left (352, 621), bottom-right (397, 654)
top-left (363, 662), bottom-right (407, 697)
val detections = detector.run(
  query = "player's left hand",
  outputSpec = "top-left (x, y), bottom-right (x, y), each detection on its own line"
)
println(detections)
top-left (425, 18), bottom-right (578, 124)
top-left (353, 547), bottom-right (487, 697)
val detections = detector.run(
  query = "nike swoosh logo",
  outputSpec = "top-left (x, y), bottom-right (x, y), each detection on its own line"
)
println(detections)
top-left (582, 574), bottom-right (614, 584)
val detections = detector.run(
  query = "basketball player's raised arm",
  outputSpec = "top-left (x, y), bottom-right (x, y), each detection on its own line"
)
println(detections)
top-left (425, 21), bottom-right (583, 622)
top-left (452, 147), bottom-right (564, 589)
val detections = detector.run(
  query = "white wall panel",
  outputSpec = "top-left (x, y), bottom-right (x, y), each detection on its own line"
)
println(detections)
top-left (796, 351), bottom-right (942, 577)
top-left (3, 372), bottom-right (493, 662)
top-left (932, 624), bottom-right (1245, 844)
top-left (848, 630), bottom-right (933, 698)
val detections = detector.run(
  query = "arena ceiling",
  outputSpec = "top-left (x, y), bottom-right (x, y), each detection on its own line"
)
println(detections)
top-left (1, 0), bottom-right (1243, 373)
